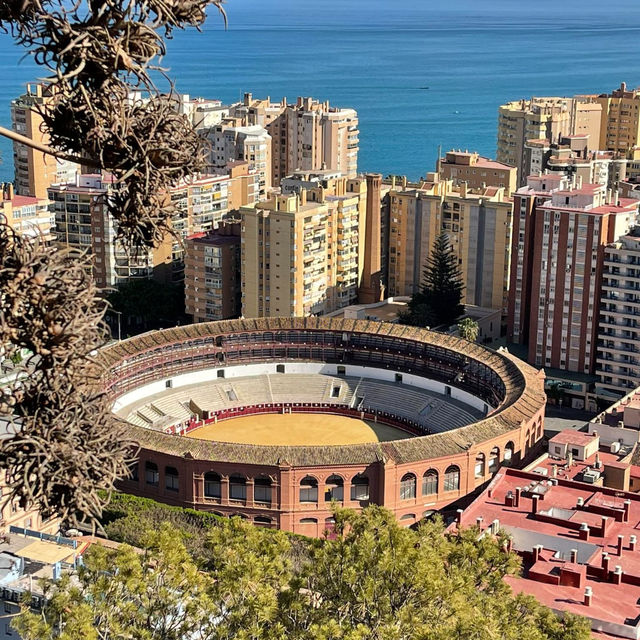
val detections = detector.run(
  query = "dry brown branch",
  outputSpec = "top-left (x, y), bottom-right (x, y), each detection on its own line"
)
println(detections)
top-left (0, 221), bottom-right (136, 525)
top-left (0, 0), bottom-right (226, 525)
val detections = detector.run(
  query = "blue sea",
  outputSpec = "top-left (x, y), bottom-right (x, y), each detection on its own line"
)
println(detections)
top-left (1, 0), bottom-right (640, 182)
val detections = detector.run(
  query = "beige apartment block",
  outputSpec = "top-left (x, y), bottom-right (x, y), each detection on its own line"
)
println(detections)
top-left (439, 150), bottom-right (517, 196)
top-left (11, 84), bottom-right (79, 199)
top-left (206, 124), bottom-right (272, 195)
top-left (595, 82), bottom-right (640, 154)
top-left (240, 180), bottom-right (366, 318)
top-left (385, 175), bottom-right (513, 313)
top-left (228, 94), bottom-right (359, 186)
top-left (497, 96), bottom-right (601, 186)
top-left (172, 93), bottom-right (230, 129)
top-left (0, 183), bottom-right (53, 242)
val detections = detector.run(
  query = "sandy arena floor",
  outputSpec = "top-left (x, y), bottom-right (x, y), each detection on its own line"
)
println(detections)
top-left (185, 413), bottom-right (412, 446)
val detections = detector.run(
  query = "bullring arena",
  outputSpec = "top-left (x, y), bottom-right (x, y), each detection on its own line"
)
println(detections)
top-left (99, 317), bottom-right (547, 536)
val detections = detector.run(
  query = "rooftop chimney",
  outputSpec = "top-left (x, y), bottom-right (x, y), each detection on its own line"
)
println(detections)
top-left (613, 566), bottom-right (623, 585)
top-left (602, 552), bottom-right (610, 579)
top-left (531, 494), bottom-right (540, 515)
top-left (570, 549), bottom-right (578, 564)
top-left (584, 586), bottom-right (592, 607)
top-left (630, 535), bottom-right (637, 552)
top-left (618, 535), bottom-right (625, 556)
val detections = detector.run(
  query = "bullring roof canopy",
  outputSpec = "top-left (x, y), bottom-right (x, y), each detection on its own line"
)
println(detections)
top-left (100, 317), bottom-right (546, 467)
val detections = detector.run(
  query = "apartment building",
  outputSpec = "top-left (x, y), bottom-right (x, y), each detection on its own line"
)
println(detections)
top-left (173, 93), bottom-right (230, 129)
top-left (595, 82), bottom-right (640, 153)
top-left (0, 183), bottom-right (53, 241)
top-left (385, 175), bottom-right (514, 312)
top-left (524, 136), bottom-right (627, 191)
top-left (11, 84), bottom-right (78, 199)
top-left (497, 97), bottom-right (601, 186)
top-left (205, 124), bottom-right (272, 195)
top-left (507, 176), bottom-right (639, 374)
top-left (439, 150), bottom-right (517, 197)
top-left (184, 223), bottom-right (241, 322)
top-left (49, 174), bottom-right (171, 289)
top-left (240, 179), bottom-right (366, 318)
top-left (596, 230), bottom-right (640, 399)
top-left (50, 168), bottom-right (258, 289)
top-left (228, 94), bottom-right (359, 186)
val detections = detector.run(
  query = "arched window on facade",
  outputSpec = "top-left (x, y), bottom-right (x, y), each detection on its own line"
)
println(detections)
top-left (400, 473), bottom-right (416, 500)
top-left (204, 472), bottom-right (221, 498)
top-left (165, 466), bottom-right (179, 492)
top-left (422, 469), bottom-right (438, 496)
top-left (299, 476), bottom-right (318, 503)
top-left (525, 430), bottom-right (531, 453)
top-left (474, 453), bottom-right (485, 478)
top-left (504, 441), bottom-right (515, 464)
top-left (145, 461), bottom-right (159, 486)
top-left (325, 475), bottom-right (344, 502)
top-left (300, 518), bottom-right (318, 524)
top-left (488, 447), bottom-right (500, 474)
top-left (350, 474), bottom-right (370, 501)
top-left (444, 465), bottom-right (460, 492)
top-left (229, 474), bottom-right (247, 501)
top-left (254, 477), bottom-right (272, 504)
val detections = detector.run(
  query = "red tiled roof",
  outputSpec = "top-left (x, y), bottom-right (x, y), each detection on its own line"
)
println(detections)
top-left (549, 430), bottom-right (596, 446)
top-left (7, 195), bottom-right (42, 207)
top-left (452, 468), bottom-right (640, 637)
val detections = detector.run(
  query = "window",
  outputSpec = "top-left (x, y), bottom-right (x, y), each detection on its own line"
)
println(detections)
top-left (217, 369), bottom-right (225, 378)
top-left (350, 474), bottom-right (369, 501)
top-left (325, 475), bottom-right (344, 501)
top-left (475, 454), bottom-right (485, 478)
top-left (165, 379), bottom-right (173, 388)
top-left (145, 461), bottom-right (159, 486)
top-left (165, 466), bottom-right (179, 492)
top-left (444, 466), bottom-right (460, 492)
top-left (254, 477), bottom-right (272, 504)
top-left (400, 473), bottom-right (416, 500)
top-left (300, 518), bottom-right (318, 524)
top-left (254, 516), bottom-right (271, 526)
top-left (422, 470), bottom-right (438, 495)
top-left (276, 364), bottom-right (285, 373)
top-left (204, 472), bottom-right (221, 498)
top-left (229, 474), bottom-right (247, 501)
top-left (300, 476), bottom-right (318, 503)
top-left (488, 447), bottom-right (500, 473)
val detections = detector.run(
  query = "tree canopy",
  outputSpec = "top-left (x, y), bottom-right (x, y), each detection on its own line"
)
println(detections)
top-left (458, 317), bottom-right (479, 342)
top-left (14, 506), bottom-right (591, 640)
top-left (400, 232), bottom-right (465, 329)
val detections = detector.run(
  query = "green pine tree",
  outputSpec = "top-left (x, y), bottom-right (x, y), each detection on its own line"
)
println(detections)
top-left (401, 232), bottom-right (465, 328)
